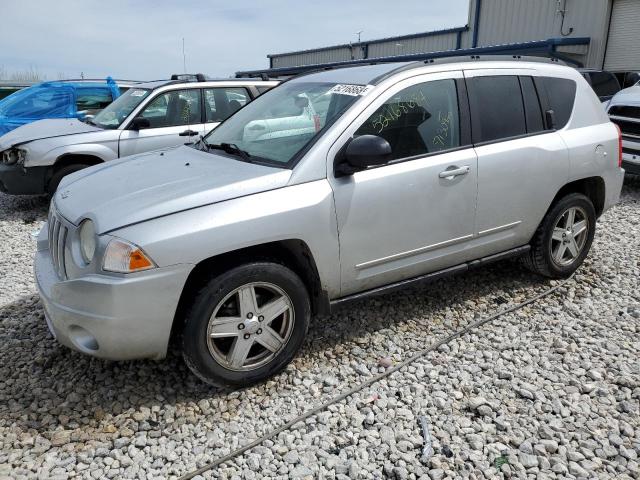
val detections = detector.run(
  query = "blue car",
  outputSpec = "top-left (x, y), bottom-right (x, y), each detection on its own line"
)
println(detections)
top-left (0, 78), bottom-right (130, 135)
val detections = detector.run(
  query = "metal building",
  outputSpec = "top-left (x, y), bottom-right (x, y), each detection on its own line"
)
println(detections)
top-left (237, 0), bottom-right (640, 77)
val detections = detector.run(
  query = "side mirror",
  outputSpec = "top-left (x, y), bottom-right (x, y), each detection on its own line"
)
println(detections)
top-left (336, 135), bottom-right (392, 176)
top-left (545, 109), bottom-right (557, 130)
top-left (130, 116), bottom-right (151, 131)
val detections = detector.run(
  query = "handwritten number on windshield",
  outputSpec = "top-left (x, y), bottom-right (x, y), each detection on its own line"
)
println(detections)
top-left (371, 91), bottom-right (427, 134)
top-left (433, 111), bottom-right (452, 147)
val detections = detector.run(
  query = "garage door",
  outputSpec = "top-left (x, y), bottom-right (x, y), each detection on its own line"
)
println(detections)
top-left (604, 0), bottom-right (640, 71)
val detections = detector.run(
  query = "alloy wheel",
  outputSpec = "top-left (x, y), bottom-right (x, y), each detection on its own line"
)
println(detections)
top-left (550, 206), bottom-right (589, 267)
top-left (206, 282), bottom-right (294, 371)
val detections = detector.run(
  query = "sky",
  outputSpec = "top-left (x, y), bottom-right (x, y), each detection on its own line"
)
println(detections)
top-left (0, 0), bottom-right (470, 80)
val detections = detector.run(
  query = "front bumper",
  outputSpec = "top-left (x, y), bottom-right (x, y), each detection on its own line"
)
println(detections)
top-left (0, 163), bottom-right (48, 195)
top-left (621, 138), bottom-right (640, 175)
top-left (34, 226), bottom-right (193, 360)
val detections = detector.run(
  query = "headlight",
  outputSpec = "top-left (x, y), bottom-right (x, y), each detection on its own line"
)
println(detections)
top-left (1, 148), bottom-right (27, 165)
top-left (79, 219), bottom-right (97, 263)
top-left (103, 238), bottom-right (155, 273)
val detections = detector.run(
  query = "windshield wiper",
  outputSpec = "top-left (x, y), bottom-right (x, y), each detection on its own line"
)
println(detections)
top-left (206, 142), bottom-right (253, 161)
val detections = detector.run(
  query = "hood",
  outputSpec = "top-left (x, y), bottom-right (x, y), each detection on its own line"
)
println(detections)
top-left (609, 85), bottom-right (640, 107)
top-left (0, 118), bottom-right (101, 150)
top-left (53, 145), bottom-right (292, 233)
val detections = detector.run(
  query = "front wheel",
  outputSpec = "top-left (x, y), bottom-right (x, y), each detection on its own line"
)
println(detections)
top-left (524, 193), bottom-right (596, 278)
top-left (46, 163), bottom-right (90, 196)
top-left (182, 262), bottom-right (310, 387)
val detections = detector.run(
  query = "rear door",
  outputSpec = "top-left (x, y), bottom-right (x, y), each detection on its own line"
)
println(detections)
top-left (118, 88), bottom-right (205, 157)
top-left (465, 70), bottom-right (569, 256)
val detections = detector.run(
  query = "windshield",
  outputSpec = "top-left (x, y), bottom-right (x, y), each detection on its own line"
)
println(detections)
top-left (92, 88), bottom-right (150, 129)
top-left (0, 85), bottom-right (73, 118)
top-left (202, 81), bottom-right (365, 166)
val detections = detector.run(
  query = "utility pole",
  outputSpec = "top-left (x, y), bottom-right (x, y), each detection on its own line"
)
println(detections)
top-left (355, 30), bottom-right (363, 43)
top-left (182, 38), bottom-right (186, 73)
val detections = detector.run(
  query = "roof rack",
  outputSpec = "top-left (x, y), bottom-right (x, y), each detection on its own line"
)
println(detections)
top-left (170, 73), bottom-right (207, 82)
top-left (48, 78), bottom-right (144, 84)
top-left (236, 37), bottom-right (590, 78)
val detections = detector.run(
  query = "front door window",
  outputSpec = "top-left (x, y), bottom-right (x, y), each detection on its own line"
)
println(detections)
top-left (139, 89), bottom-right (201, 128)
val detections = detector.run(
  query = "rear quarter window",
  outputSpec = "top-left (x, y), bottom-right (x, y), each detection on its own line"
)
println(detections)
top-left (542, 77), bottom-right (577, 129)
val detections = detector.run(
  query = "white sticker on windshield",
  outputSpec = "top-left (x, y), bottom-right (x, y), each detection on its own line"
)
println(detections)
top-left (329, 84), bottom-right (375, 96)
top-left (130, 90), bottom-right (147, 97)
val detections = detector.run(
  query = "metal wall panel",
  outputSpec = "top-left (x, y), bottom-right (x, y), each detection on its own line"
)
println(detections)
top-left (472, 0), bottom-right (611, 68)
top-left (271, 47), bottom-right (356, 68)
top-left (604, 0), bottom-right (640, 71)
top-left (269, 0), bottom-right (615, 70)
top-left (368, 32), bottom-right (459, 58)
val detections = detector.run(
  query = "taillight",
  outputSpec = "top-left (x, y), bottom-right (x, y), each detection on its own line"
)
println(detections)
top-left (615, 123), bottom-right (623, 168)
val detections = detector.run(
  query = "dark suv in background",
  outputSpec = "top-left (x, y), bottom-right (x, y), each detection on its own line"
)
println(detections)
top-left (579, 69), bottom-right (621, 103)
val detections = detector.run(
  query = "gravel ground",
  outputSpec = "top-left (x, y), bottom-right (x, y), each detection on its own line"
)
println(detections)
top-left (0, 177), bottom-right (638, 480)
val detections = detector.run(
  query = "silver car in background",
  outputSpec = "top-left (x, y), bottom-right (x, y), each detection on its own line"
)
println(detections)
top-left (35, 58), bottom-right (624, 387)
top-left (0, 74), bottom-right (278, 195)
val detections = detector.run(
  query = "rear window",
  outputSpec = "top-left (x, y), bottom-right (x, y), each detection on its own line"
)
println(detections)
top-left (468, 76), bottom-right (526, 143)
top-left (542, 77), bottom-right (576, 129)
top-left (588, 72), bottom-right (620, 98)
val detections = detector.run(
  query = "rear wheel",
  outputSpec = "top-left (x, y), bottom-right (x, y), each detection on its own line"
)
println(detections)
top-left (524, 193), bottom-right (596, 278)
top-left (182, 262), bottom-right (310, 387)
top-left (46, 163), bottom-right (90, 196)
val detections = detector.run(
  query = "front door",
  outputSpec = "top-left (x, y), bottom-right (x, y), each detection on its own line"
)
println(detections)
top-left (119, 88), bottom-right (205, 157)
top-left (328, 72), bottom-right (479, 296)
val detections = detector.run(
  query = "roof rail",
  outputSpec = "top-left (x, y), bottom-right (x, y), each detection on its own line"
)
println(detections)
top-left (170, 73), bottom-right (207, 82)
top-left (49, 78), bottom-right (145, 84)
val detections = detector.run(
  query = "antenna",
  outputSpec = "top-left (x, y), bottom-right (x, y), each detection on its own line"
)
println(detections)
top-left (182, 38), bottom-right (187, 73)
top-left (355, 30), bottom-right (363, 43)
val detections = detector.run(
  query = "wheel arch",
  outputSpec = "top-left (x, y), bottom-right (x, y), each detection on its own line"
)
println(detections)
top-left (170, 239), bottom-right (329, 346)
top-left (53, 153), bottom-right (104, 172)
top-left (549, 176), bottom-right (605, 218)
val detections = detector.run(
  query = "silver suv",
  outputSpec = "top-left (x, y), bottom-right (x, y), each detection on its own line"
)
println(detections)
top-left (0, 74), bottom-right (278, 195)
top-left (35, 59), bottom-right (624, 386)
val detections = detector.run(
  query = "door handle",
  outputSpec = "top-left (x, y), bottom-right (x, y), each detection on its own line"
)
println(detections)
top-left (439, 165), bottom-right (470, 179)
top-left (179, 129), bottom-right (199, 137)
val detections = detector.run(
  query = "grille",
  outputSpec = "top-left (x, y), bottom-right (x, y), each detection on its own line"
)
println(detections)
top-left (608, 105), bottom-right (640, 118)
top-left (610, 117), bottom-right (640, 139)
top-left (48, 206), bottom-right (68, 279)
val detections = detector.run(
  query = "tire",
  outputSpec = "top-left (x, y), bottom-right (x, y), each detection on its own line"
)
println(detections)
top-left (524, 193), bottom-right (596, 278)
top-left (182, 262), bottom-right (310, 387)
top-left (46, 164), bottom-right (90, 196)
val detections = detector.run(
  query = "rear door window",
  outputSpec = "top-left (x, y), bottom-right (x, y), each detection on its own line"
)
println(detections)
top-left (204, 87), bottom-right (250, 123)
top-left (541, 77), bottom-right (576, 129)
top-left (256, 86), bottom-right (273, 95)
top-left (468, 75), bottom-right (526, 143)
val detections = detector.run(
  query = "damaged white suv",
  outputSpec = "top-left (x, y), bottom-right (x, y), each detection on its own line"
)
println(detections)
top-left (0, 75), bottom-right (278, 195)
top-left (36, 58), bottom-right (624, 386)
